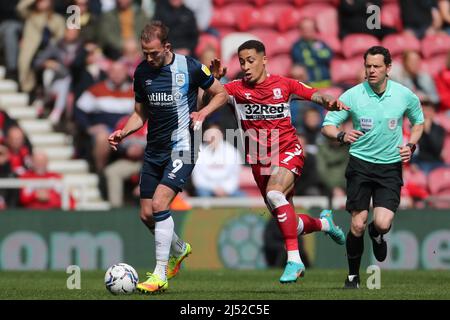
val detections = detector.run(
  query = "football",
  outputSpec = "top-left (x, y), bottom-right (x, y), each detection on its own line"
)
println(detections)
top-left (104, 263), bottom-right (139, 295)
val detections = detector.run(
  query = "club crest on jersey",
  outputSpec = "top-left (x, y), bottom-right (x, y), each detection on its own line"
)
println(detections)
top-left (273, 88), bottom-right (283, 99)
top-left (145, 79), bottom-right (152, 86)
top-left (175, 73), bottom-right (186, 87)
top-left (388, 118), bottom-right (398, 130)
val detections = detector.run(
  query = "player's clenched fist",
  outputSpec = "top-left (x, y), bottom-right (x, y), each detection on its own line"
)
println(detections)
top-left (108, 130), bottom-right (124, 151)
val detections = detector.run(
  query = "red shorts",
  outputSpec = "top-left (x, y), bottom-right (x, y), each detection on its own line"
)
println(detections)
top-left (250, 143), bottom-right (305, 197)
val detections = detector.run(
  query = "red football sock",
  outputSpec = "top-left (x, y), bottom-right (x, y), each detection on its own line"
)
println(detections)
top-left (272, 203), bottom-right (299, 251)
top-left (297, 213), bottom-right (322, 235)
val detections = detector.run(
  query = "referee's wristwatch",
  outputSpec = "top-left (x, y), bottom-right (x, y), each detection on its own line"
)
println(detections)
top-left (336, 131), bottom-right (347, 145)
top-left (406, 143), bottom-right (416, 154)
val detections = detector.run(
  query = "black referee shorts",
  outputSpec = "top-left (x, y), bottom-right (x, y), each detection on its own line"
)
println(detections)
top-left (345, 155), bottom-right (403, 213)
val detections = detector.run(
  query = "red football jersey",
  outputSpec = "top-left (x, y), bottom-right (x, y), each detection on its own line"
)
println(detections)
top-left (224, 74), bottom-right (317, 164)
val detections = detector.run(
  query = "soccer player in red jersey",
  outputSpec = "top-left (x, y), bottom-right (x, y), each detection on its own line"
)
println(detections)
top-left (199, 40), bottom-right (349, 283)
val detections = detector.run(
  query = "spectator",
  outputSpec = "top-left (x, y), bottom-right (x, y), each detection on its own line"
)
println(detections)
top-left (413, 96), bottom-right (447, 174)
top-left (98, 0), bottom-right (147, 59)
top-left (391, 50), bottom-right (440, 105)
top-left (316, 136), bottom-right (349, 199)
top-left (71, 0), bottom-right (100, 43)
top-left (435, 52), bottom-right (450, 112)
top-left (439, 0), bottom-right (450, 34)
top-left (294, 133), bottom-right (323, 196)
top-left (184, 0), bottom-right (212, 33)
top-left (19, 151), bottom-right (75, 210)
top-left (154, 0), bottom-right (199, 57)
top-left (119, 38), bottom-right (143, 79)
top-left (339, 0), bottom-right (396, 39)
top-left (71, 42), bottom-right (109, 102)
top-left (5, 126), bottom-right (32, 176)
top-left (0, 0), bottom-right (22, 81)
top-left (17, 0), bottom-right (65, 93)
top-left (296, 107), bottom-right (324, 150)
top-left (75, 61), bottom-right (134, 172)
top-left (0, 144), bottom-right (19, 209)
top-left (104, 116), bottom-right (147, 208)
top-left (400, 0), bottom-right (442, 39)
top-left (33, 28), bottom-right (83, 124)
top-left (291, 18), bottom-right (333, 88)
top-left (192, 124), bottom-right (244, 197)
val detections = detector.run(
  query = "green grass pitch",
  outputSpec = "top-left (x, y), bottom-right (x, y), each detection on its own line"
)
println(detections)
top-left (1, 269), bottom-right (449, 300)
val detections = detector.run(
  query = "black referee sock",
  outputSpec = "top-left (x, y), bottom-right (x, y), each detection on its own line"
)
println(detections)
top-left (368, 222), bottom-right (379, 237)
top-left (346, 231), bottom-right (364, 276)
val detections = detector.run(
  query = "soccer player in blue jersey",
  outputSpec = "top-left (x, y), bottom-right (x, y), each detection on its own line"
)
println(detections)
top-left (108, 21), bottom-right (228, 293)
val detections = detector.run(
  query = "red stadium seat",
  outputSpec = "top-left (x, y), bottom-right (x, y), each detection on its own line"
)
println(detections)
top-left (226, 54), bottom-right (243, 80)
top-left (267, 54), bottom-right (293, 77)
top-left (300, 4), bottom-right (339, 37)
top-left (239, 166), bottom-right (260, 197)
top-left (442, 134), bottom-right (450, 164)
top-left (236, 7), bottom-right (277, 31)
top-left (298, 0), bottom-right (339, 5)
top-left (330, 57), bottom-right (364, 85)
top-left (341, 34), bottom-right (380, 59)
top-left (318, 86), bottom-right (344, 98)
top-left (428, 167), bottom-right (450, 194)
top-left (434, 112), bottom-right (450, 133)
top-left (213, 0), bottom-right (261, 7)
top-left (381, 2), bottom-right (402, 31)
top-left (381, 33), bottom-right (420, 58)
top-left (221, 32), bottom-right (260, 64)
top-left (277, 8), bottom-right (302, 32)
top-left (421, 34), bottom-right (450, 59)
top-left (249, 29), bottom-right (294, 57)
top-left (403, 166), bottom-right (428, 189)
top-left (195, 33), bottom-right (221, 58)
top-left (318, 34), bottom-right (342, 55)
top-left (422, 54), bottom-right (448, 77)
top-left (210, 7), bottom-right (237, 29)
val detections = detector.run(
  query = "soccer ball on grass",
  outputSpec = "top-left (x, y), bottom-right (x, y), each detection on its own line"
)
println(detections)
top-left (104, 263), bottom-right (139, 295)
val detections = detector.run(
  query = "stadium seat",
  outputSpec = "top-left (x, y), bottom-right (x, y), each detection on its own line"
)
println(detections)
top-left (239, 166), bottom-right (260, 197)
top-left (226, 54), bottom-right (243, 80)
top-left (300, 4), bottom-right (339, 37)
top-left (421, 34), bottom-right (450, 59)
top-left (318, 34), bottom-right (342, 55)
top-left (330, 57), bottom-right (364, 85)
top-left (341, 34), bottom-right (380, 59)
top-left (298, 0), bottom-right (339, 6)
top-left (381, 2), bottom-right (402, 31)
top-left (236, 7), bottom-right (277, 31)
top-left (221, 32), bottom-right (261, 64)
top-left (442, 134), bottom-right (450, 164)
top-left (195, 33), bottom-right (221, 58)
top-left (421, 54), bottom-right (448, 77)
top-left (213, 0), bottom-right (260, 7)
top-left (318, 86), bottom-right (344, 98)
top-left (403, 166), bottom-right (428, 189)
top-left (434, 112), bottom-right (450, 133)
top-left (248, 29), bottom-right (292, 57)
top-left (381, 33), bottom-right (420, 58)
top-left (267, 54), bottom-right (293, 77)
top-left (277, 8), bottom-right (302, 32)
top-left (210, 6), bottom-right (237, 29)
top-left (428, 167), bottom-right (450, 195)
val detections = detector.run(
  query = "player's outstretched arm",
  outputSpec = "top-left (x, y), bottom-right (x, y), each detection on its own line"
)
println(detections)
top-left (201, 58), bottom-right (228, 108)
top-left (191, 79), bottom-right (228, 130)
top-left (108, 102), bottom-right (147, 151)
top-left (311, 92), bottom-right (350, 111)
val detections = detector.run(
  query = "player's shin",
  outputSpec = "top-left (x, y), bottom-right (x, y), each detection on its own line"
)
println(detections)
top-left (266, 190), bottom-right (300, 261)
top-left (346, 230), bottom-right (364, 276)
top-left (153, 210), bottom-right (174, 281)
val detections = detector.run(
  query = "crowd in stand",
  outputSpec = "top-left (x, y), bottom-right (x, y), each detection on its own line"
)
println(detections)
top-left (0, 0), bottom-right (450, 210)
